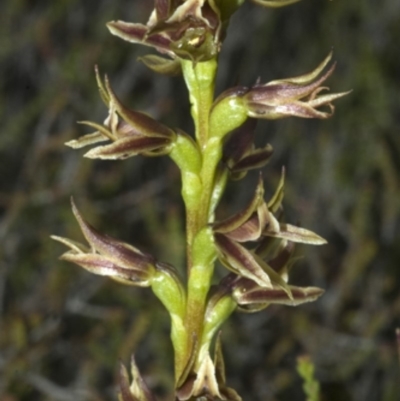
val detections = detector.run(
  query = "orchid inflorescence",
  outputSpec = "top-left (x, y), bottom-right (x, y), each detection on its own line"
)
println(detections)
top-left (53, 1), bottom-right (348, 400)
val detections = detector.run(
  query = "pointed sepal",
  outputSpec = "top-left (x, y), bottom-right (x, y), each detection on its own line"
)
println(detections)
top-left (232, 277), bottom-right (325, 310)
top-left (84, 136), bottom-right (172, 160)
top-left (213, 176), bottom-right (264, 234)
top-left (214, 233), bottom-right (272, 288)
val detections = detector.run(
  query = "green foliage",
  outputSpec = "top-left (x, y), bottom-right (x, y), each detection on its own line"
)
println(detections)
top-left (297, 355), bottom-right (320, 401)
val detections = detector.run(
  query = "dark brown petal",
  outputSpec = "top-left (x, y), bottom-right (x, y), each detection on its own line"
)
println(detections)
top-left (218, 272), bottom-right (242, 291)
top-left (246, 97), bottom-right (340, 120)
top-left (231, 145), bottom-right (273, 173)
top-left (268, 241), bottom-right (295, 275)
top-left (213, 176), bottom-right (264, 233)
top-left (104, 78), bottom-right (175, 139)
top-left (107, 21), bottom-right (172, 53)
top-left (234, 284), bottom-right (325, 307)
top-left (255, 100), bottom-right (334, 119)
top-left (84, 136), bottom-right (172, 160)
top-left (222, 118), bottom-right (257, 166)
top-left (225, 213), bottom-right (261, 242)
top-left (248, 63), bottom-right (336, 104)
top-left (107, 21), bottom-right (148, 40)
top-left (60, 252), bottom-right (153, 286)
top-left (264, 223), bottom-right (327, 245)
top-left (215, 233), bottom-right (272, 288)
top-left (224, 201), bottom-right (270, 242)
top-left (202, 1), bottom-right (221, 31)
top-left (155, 0), bottom-right (171, 20)
top-left (71, 199), bottom-right (156, 269)
top-left (116, 120), bottom-right (145, 138)
top-left (146, 15), bottom-right (206, 39)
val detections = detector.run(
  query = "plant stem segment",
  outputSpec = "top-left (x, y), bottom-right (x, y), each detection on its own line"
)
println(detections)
top-left (181, 59), bottom-right (217, 149)
top-left (172, 58), bottom-right (246, 382)
top-left (178, 58), bottom-right (225, 378)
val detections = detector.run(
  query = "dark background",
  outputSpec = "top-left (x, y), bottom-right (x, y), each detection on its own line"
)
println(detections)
top-left (1, 1), bottom-right (400, 400)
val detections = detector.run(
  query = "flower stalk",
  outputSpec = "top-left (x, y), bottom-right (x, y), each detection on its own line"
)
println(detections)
top-left (53, 1), bottom-right (349, 400)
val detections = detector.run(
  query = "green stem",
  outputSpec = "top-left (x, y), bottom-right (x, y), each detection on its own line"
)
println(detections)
top-left (179, 58), bottom-right (224, 375)
top-left (181, 59), bottom-right (217, 148)
top-left (171, 57), bottom-right (249, 382)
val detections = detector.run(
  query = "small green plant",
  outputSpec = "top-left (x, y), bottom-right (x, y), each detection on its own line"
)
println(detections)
top-left (297, 355), bottom-right (320, 401)
top-left (52, 1), bottom-right (348, 399)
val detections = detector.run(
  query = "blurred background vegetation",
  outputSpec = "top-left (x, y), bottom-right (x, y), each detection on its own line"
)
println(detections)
top-left (1, 1), bottom-right (399, 400)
